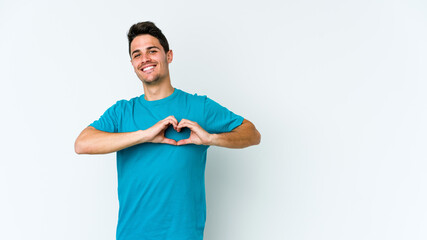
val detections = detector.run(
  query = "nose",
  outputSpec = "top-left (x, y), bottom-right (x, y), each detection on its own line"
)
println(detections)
top-left (141, 53), bottom-right (151, 63)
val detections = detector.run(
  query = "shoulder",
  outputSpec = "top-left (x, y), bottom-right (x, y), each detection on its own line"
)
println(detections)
top-left (177, 89), bottom-right (230, 110)
top-left (176, 88), bottom-right (208, 103)
top-left (108, 95), bottom-right (141, 112)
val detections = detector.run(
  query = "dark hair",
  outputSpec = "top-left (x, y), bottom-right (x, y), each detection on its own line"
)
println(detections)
top-left (127, 21), bottom-right (170, 56)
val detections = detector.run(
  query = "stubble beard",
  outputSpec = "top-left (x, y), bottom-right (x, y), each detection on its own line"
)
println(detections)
top-left (142, 75), bottom-right (161, 85)
top-left (136, 70), bottom-right (162, 86)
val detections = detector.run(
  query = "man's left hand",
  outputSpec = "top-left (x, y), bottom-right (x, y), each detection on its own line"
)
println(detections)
top-left (176, 119), bottom-right (212, 146)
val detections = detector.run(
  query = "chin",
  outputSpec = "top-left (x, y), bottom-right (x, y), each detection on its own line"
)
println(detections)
top-left (142, 77), bottom-right (161, 85)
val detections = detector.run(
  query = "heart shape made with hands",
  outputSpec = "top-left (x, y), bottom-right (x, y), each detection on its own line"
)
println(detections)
top-left (155, 117), bottom-right (210, 146)
top-left (162, 118), bottom-right (211, 146)
top-left (164, 124), bottom-right (191, 142)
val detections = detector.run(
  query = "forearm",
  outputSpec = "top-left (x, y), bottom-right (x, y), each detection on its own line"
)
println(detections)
top-left (210, 120), bottom-right (261, 149)
top-left (75, 126), bottom-right (146, 154)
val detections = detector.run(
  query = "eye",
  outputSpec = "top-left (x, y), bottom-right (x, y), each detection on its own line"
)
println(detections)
top-left (149, 50), bottom-right (157, 54)
top-left (133, 54), bottom-right (141, 59)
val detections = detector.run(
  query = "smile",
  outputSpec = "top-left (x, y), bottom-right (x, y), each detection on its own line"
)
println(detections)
top-left (142, 65), bottom-right (156, 72)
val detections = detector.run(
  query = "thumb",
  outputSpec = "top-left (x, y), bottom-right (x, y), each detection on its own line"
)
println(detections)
top-left (177, 138), bottom-right (192, 145)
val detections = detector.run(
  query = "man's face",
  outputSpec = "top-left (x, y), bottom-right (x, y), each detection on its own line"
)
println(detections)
top-left (130, 34), bottom-right (173, 85)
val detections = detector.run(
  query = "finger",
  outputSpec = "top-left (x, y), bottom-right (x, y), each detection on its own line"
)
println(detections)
top-left (177, 119), bottom-right (195, 131)
top-left (176, 122), bottom-right (186, 132)
top-left (167, 115), bottom-right (178, 128)
top-left (162, 116), bottom-right (175, 123)
top-left (175, 119), bottom-right (185, 132)
top-left (177, 121), bottom-right (198, 132)
top-left (169, 118), bottom-right (178, 129)
top-left (176, 121), bottom-right (186, 132)
top-left (162, 138), bottom-right (177, 145)
top-left (158, 121), bottom-right (170, 131)
top-left (171, 119), bottom-right (178, 129)
top-left (177, 138), bottom-right (192, 145)
top-left (161, 118), bottom-right (176, 129)
top-left (167, 115), bottom-right (177, 120)
top-left (178, 119), bottom-right (195, 125)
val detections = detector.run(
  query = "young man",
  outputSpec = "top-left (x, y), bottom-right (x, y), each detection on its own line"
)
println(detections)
top-left (75, 21), bottom-right (261, 240)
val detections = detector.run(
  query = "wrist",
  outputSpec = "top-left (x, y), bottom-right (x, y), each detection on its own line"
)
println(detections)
top-left (209, 134), bottom-right (219, 146)
top-left (137, 130), bottom-right (148, 144)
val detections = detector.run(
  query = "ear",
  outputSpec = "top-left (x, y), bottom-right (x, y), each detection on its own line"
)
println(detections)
top-left (166, 50), bottom-right (173, 63)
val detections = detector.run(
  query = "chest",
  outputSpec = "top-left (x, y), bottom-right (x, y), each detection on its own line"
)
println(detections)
top-left (118, 101), bottom-right (204, 141)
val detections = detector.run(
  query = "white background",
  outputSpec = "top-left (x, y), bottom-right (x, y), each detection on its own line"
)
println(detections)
top-left (1, 0), bottom-right (426, 239)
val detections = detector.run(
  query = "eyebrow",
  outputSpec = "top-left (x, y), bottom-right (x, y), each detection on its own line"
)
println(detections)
top-left (131, 46), bottom-right (161, 57)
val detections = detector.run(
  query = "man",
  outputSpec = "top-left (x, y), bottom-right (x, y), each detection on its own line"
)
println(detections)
top-left (75, 21), bottom-right (261, 240)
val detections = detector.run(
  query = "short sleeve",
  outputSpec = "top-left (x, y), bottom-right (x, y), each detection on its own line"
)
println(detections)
top-left (202, 96), bottom-right (244, 134)
top-left (89, 101), bottom-right (122, 133)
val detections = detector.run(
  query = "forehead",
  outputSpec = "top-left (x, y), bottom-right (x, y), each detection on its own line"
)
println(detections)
top-left (130, 34), bottom-right (164, 53)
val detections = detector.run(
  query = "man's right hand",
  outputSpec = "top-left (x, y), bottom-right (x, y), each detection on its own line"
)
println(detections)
top-left (75, 115), bottom-right (179, 154)
top-left (142, 115), bottom-right (178, 145)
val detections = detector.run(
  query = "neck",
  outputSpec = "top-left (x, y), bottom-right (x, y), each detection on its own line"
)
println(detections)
top-left (142, 78), bottom-right (175, 101)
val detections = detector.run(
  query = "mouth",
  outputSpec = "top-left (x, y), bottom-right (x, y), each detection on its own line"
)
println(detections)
top-left (141, 64), bottom-right (156, 73)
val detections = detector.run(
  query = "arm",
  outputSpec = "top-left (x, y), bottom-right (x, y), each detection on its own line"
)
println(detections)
top-left (75, 116), bottom-right (179, 154)
top-left (210, 119), bottom-right (261, 148)
top-left (74, 126), bottom-right (145, 154)
top-left (176, 119), bottom-right (261, 149)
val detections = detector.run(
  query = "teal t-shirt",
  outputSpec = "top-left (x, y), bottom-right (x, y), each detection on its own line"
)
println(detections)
top-left (89, 88), bottom-right (244, 240)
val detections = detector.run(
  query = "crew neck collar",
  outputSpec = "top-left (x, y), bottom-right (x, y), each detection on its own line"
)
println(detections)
top-left (140, 88), bottom-right (180, 105)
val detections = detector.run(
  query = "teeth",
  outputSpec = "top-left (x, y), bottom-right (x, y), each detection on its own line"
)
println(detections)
top-left (143, 66), bottom-right (155, 72)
